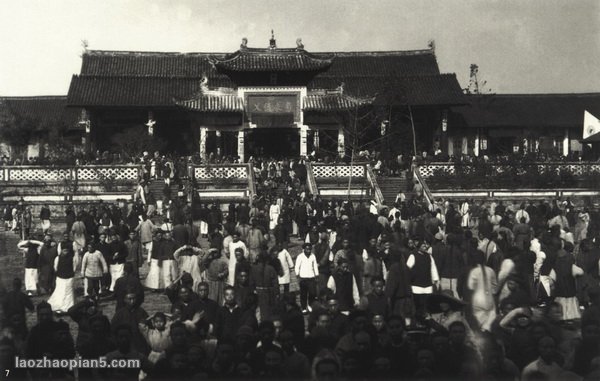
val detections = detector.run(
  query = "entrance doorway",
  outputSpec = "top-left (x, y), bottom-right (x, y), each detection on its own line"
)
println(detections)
top-left (245, 128), bottom-right (299, 158)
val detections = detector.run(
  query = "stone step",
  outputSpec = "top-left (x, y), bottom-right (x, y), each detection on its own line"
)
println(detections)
top-left (146, 180), bottom-right (181, 200)
top-left (377, 175), bottom-right (413, 204)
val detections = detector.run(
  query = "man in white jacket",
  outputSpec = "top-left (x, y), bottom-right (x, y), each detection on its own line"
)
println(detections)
top-left (295, 242), bottom-right (319, 314)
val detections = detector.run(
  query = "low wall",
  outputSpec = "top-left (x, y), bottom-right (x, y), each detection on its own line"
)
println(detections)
top-left (418, 162), bottom-right (600, 178)
top-left (0, 165), bottom-right (140, 183)
top-left (430, 188), bottom-right (600, 202)
top-left (311, 163), bottom-right (366, 179)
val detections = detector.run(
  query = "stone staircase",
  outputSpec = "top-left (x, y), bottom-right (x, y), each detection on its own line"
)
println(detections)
top-left (377, 171), bottom-right (412, 205)
top-left (146, 179), bottom-right (181, 201)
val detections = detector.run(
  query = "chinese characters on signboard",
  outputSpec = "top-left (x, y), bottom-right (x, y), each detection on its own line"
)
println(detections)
top-left (246, 94), bottom-right (299, 122)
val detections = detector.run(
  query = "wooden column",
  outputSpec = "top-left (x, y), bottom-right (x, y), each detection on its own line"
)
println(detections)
top-left (79, 108), bottom-right (91, 154)
top-left (237, 130), bottom-right (245, 162)
top-left (146, 111), bottom-right (155, 136)
top-left (337, 128), bottom-right (345, 158)
top-left (199, 127), bottom-right (207, 161)
top-left (441, 109), bottom-right (448, 154)
top-left (300, 125), bottom-right (308, 157)
top-left (474, 128), bottom-right (480, 157)
top-left (215, 130), bottom-right (222, 158)
top-left (563, 128), bottom-right (569, 157)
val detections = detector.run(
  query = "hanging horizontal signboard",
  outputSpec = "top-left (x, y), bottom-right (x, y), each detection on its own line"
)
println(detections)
top-left (245, 93), bottom-right (301, 125)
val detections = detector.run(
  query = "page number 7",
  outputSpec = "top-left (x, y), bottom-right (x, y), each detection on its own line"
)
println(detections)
top-left (4, 369), bottom-right (9, 376)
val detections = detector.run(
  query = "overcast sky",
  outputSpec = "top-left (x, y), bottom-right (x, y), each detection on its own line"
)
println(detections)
top-left (1, 0), bottom-right (598, 96)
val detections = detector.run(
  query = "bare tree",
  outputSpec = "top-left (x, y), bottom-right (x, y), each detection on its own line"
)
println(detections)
top-left (0, 100), bottom-right (39, 160)
top-left (464, 64), bottom-right (493, 95)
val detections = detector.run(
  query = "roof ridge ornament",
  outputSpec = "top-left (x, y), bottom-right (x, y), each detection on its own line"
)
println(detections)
top-left (240, 37), bottom-right (248, 51)
top-left (200, 76), bottom-right (209, 93)
top-left (269, 30), bottom-right (276, 49)
top-left (428, 39), bottom-right (436, 54)
top-left (296, 38), bottom-right (304, 50)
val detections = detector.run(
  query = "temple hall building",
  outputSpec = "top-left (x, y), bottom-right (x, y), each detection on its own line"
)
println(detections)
top-left (64, 35), bottom-right (465, 161)
top-left (2, 35), bottom-right (600, 161)
top-left (450, 93), bottom-right (600, 158)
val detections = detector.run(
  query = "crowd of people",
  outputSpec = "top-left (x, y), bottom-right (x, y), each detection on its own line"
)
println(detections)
top-left (2, 153), bottom-right (600, 380)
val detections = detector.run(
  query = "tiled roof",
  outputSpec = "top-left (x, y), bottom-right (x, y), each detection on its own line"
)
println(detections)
top-left (176, 95), bottom-right (244, 112)
top-left (0, 96), bottom-right (82, 130)
top-left (77, 49), bottom-right (439, 78)
top-left (309, 74), bottom-right (466, 106)
top-left (67, 48), bottom-right (461, 107)
top-left (211, 48), bottom-right (333, 72)
top-left (79, 51), bottom-right (226, 78)
top-left (321, 50), bottom-right (440, 77)
top-left (303, 93), bottom-right (370, 111)
top-left (67, 76), bottom-right (204, 107)
top-left (452, 93), bottom-right (600, 129)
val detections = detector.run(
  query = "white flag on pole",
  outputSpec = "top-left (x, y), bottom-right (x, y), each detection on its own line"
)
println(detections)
top-left (583, 110), bottom-right (600, 140)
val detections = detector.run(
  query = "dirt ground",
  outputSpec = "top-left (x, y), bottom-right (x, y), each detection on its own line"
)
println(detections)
top-left (0, 219), bottom-right (304, 335)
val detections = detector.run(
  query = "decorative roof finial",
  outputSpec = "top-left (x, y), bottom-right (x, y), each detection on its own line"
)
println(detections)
top-left (269, 29), bottom-right (276, 49)
top-left (296, 38), bottom-right (304, 50)
top-left (428, 39), bottom-right (436, 54)
top-left (240, 37), bottom-right (248, 50)
top-left (200, 76), bottom-right (209, 92)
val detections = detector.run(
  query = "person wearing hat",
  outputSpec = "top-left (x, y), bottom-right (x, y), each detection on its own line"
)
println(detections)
top-left (203, 248), bottom-right (229, 304)
top-left (425, 289), bottom-right (468, 331)
top-left (295, 242), bottom-right (319, 314)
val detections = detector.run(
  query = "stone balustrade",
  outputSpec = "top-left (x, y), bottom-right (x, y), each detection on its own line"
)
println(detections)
top-left (311, 163), bottom-right (365, 178)
top-left (0, 165), bottom-right (140, 183)
top-left (192, 164), bottom-right (248, 180)
top-left (418, 162), bottom-right (600, 178)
